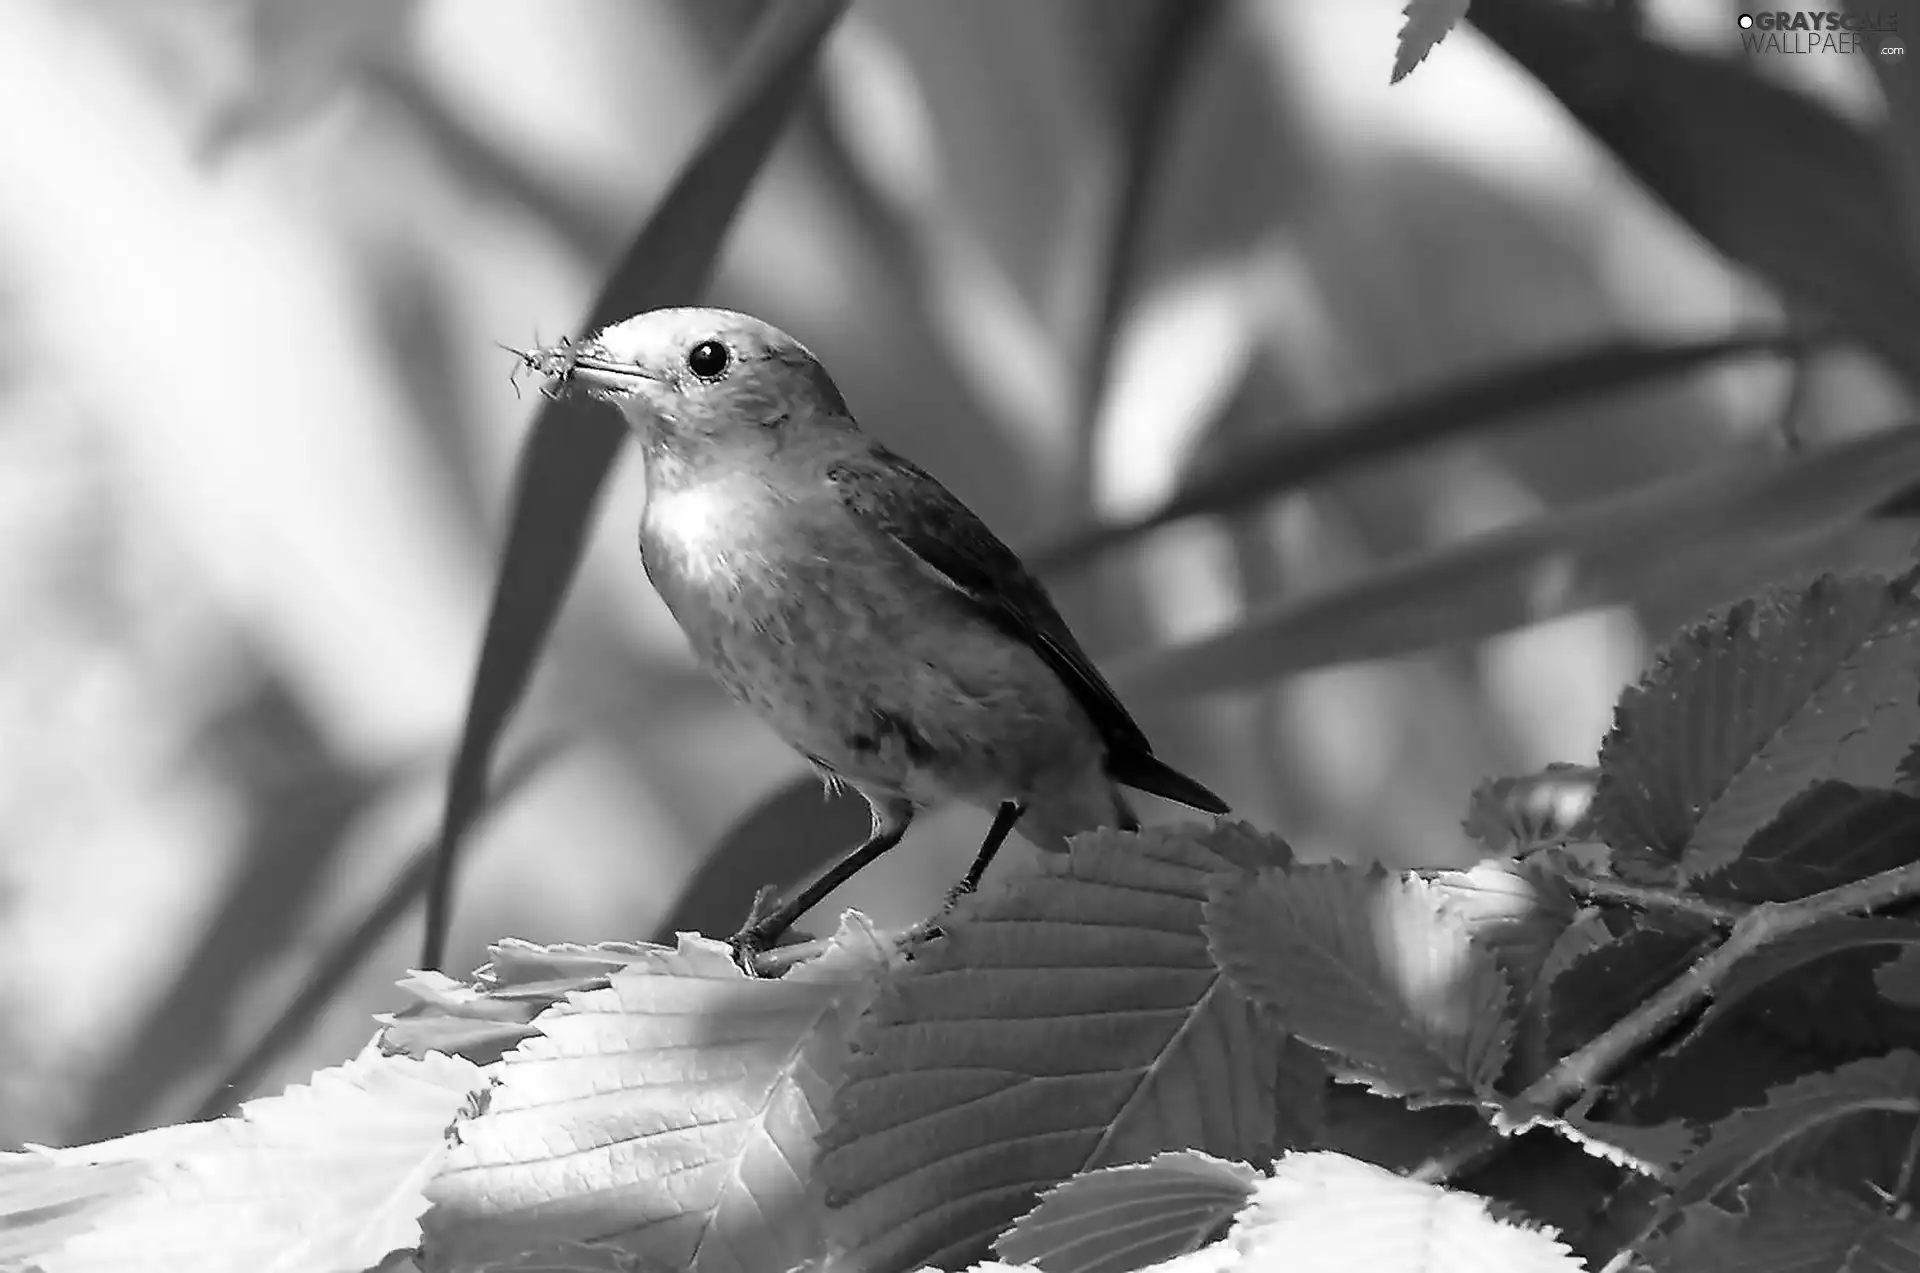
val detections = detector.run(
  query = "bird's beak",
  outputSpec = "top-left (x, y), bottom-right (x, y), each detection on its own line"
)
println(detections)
top-left (564, 354), bottom-right (661, 396)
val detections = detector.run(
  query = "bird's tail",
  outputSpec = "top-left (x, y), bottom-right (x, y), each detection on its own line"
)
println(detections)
top-left (1106, 747), bottom-right (1231, 816)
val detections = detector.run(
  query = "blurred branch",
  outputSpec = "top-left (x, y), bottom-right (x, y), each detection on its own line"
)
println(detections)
top-left (1031, 327), bottom-right (1828, 573)
top-left (1468, 0), bottom-right (1920, 390)
top-left (76, 673), bottom-right (379, 1142)
top-left (1844, 0), bottom-right (1920, 272)
top-left (192, 735), bottom-right (567, 1122)
top-left (421, 0), bottom-right (850, 971)
top-left (364, 61), bottom-right (626, 259)
top-left (1111, 418), bottom-right (1920, 699)
top-left (1067, 0), bottom-right (1225, 434)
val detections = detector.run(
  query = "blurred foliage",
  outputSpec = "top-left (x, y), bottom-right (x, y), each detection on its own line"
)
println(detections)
top-left (0, 0), bottom-right (1915, 1162)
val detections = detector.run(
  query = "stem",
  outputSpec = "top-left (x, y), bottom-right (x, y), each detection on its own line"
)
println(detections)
top-left (1413, 857), bottom-right (1920, 1184)
top-left (1560, 876), bottom-right (1748, 926)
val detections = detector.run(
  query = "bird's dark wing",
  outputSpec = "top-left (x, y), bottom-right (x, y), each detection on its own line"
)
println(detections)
top-left (826, 450), bottom-right (1228, 815)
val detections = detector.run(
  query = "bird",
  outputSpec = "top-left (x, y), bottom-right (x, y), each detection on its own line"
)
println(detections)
top-left (524, 307), bottom-right (1229, 964)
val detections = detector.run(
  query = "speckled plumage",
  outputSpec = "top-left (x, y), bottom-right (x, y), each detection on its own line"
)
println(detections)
top-left (552, 307), bottom-right (1228, 854)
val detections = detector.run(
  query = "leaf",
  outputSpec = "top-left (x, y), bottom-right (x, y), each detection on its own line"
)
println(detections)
top-left (0, 1049), bottom-right (485, 1273)
top-left (1111, 428), bottom-right (1920, 701)
top-left (1272, 1033), bottom-right (1332, 1154)
top-left (1670, 1050), bottom-right (1920, 1205)
top-left (1509, 907), bottom-right (1614, 1087)
top-left (1543, 921), bottom-right (1708, 1064)
top-left (817, 824), bottom-right (1290, 1273)
top-left (382, 936), bottom-right (660, 1064)
top-left (1691, 782), bottom-right (1920, 903)
top-left (1462, 764), bottom-right (1599, 856)
top-left (1224, 1151), bottom-right (1583, 1271)
top-left (1546, 1093), bottom-right (1696, 1177)
top-left (200, 735), bottom-right (569, 1119)
top-left (1468, 1), bottom-right (1920, 388)
top-left (422, 916), bottom-right (895, 1271)
top-left (423, 0), bottom-right (852, 970)
top-left (1880, 945), bottom-right (1920, 1008)
top-left (436, 1238), bottom-right (678, 1272)
top-left (1031, 329), bottom-right (1817, 574)
top-left (1643, 1176), bottom-right (1920, 1273)
top-left (993, 1151), bottom-right (1260, 1272)
top-left (1425, 857), bottom-right (1581, 1006)
top-left (1206, 862), bottom-right (1514, 1102)
top-left (1759, 1107), bottom-right (1920, 1212)
top-left (1711, 916), bottom-right (1920, 1026)
top-left (1592, 572), bottom-right (1920, 881)
top-left (1316, 1088), bottom-right (1484, 1174)
top-left (1392, 0), bottom-right (1471, 83)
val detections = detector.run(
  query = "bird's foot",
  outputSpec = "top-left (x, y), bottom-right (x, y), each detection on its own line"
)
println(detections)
top-left (892, 877), bottom-right (977, 954)
top-left (727, 884), bottom-right (786, 976)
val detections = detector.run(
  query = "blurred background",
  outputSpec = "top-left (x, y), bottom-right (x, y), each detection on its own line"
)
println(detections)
top-left (1, 0), bottom-right (1915, 1149)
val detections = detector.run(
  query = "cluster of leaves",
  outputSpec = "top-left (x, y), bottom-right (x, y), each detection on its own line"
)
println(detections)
top-left (15, 564), bottom-right (1920, 1271)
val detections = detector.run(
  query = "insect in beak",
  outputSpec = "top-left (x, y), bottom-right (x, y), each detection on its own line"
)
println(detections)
top-left (497, 336), bottom-right (582, 400)
top-left (499, 336), bottom-right (661, 401)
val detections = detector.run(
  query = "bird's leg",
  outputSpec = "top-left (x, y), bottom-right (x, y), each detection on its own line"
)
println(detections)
top-left (945, 800), bottom-right (1027, 906)
top-left (730, 800), bottom-right (914, 971)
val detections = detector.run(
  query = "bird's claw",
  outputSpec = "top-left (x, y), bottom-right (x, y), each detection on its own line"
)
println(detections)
top-left (727, 883), bottom-right (787, 975)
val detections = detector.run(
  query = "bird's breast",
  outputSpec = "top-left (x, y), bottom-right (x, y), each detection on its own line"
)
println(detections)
top-left (637, 480), bottom-right (1103, 810)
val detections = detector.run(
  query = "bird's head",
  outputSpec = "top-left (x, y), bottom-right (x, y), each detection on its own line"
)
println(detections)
top-left (530, 307), bottom-right (856, 473)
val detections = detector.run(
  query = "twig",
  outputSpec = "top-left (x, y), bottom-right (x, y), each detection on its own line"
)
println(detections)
top-left (1412, 857), bottom-right (1920, 1184)
top-left (1559, 876), bottom-right (1749, 927)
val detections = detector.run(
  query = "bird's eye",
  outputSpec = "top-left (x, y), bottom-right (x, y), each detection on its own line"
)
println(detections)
top-left (685, 339), bottom-right (731, 380)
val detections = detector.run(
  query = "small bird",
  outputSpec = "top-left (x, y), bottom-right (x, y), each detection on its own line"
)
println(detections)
top-left (528, 307), bottom-right (1228, 961)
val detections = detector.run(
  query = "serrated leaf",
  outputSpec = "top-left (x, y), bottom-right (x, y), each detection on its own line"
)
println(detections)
top-left (0, 1049), bottom-right (485, 1273)
top-left (1425, 858), bottom-right (1581, 1006)
top-left (993, 1151), bottom-right (1259, 1272)
top-left (1462, 764), bottom-right (1599, 856)
top-left (383, 939), bottom-right (659, 1064)
top-left (423, 916), bottom-right (894, 1271)
top-left (1594, 573), bottom-right (1920, 881)
top-left (1391, 0), bottom-right (1471, 82)
top-left (1547, 1094), bottom-right (1696, 1177)
top-left (1543, 919), bottom-right (1709, 1064)
top-left (1671, 1050), bottom-right (1920, 1205)
top-left (1643, 1176), bottom-right (1920, 1273)
top-left (1225, 1151), bottom-right (1582, 1271)
top-left (1207, 863), bottom-right (1514, 1102)
top-left (817, 825), bottom-right (1289, 1273)
top-left (1509, 908), bottom-right (1615, 1085)
top-left (1691, 782), bottom-right (1920, 903)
